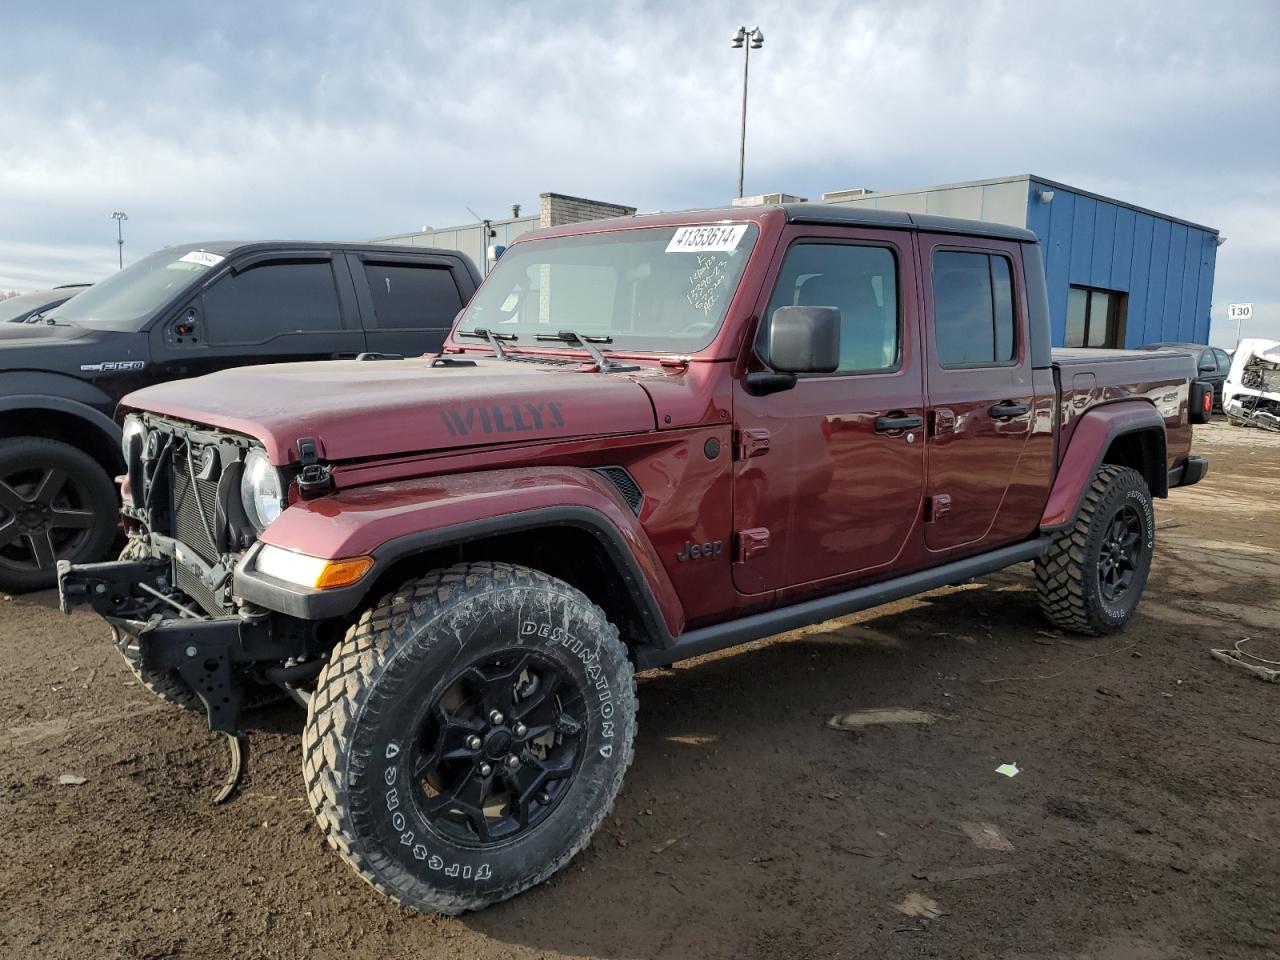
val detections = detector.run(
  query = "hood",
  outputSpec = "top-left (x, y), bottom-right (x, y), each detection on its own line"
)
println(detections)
top-left (123, 355), bottom-right (660, 464)
top-left (0, 322), bottom-right (93, 345)
top-left (0, 323), bottom-right (148, 375)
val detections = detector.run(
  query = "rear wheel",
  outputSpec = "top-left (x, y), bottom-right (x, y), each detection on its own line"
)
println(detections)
top-left (303, 561), bottom-right (637, 914)
top-left (0, 437), bottom-right (117, 593)
top-left (1035, 465), bottom-right (1154, 635)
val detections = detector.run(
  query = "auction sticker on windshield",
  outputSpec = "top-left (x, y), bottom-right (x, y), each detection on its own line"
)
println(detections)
top-left (666, 224), bottom-right (748, 254)
top-left (178, 250), bottom-right (226, 268)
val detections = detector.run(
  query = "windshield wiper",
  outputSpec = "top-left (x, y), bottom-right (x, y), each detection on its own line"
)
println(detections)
top-left (534, 330), bottom-right (638, 372)
top-left (457, 327), bottom-right (516, 360)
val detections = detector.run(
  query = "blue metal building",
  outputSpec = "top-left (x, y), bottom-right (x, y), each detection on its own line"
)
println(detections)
top-left (822, 175), bottom-right (1220, 348)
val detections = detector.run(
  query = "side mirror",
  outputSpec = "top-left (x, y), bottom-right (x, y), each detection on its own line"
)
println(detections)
top-left (747, 306), bottom-right (841, 396)
top-left (764, 305), bottom-right (841, 373)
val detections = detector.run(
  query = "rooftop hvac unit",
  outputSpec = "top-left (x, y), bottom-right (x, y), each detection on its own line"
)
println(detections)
top-left (731, 192), bottom-right (808, 206)
top-left (821, 188), bottom-right (876, 202)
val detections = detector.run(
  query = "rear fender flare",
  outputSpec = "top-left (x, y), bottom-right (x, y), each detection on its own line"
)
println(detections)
top-left (1041, 401), bottom-right (1167, 531)
top-left (241, 466), bottom-right (683, 643)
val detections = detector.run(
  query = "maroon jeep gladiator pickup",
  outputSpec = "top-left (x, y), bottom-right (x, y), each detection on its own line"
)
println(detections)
top-left (59, 203), bottom-right (1211, 913)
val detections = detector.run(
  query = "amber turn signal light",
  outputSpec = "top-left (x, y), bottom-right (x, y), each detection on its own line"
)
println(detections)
top-left (313, 556), bottom-right (375, 589)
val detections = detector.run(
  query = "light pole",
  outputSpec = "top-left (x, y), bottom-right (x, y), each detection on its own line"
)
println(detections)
top-left (731, 25), bottom-right (764, 199)
top-left (111, 211), bottom-right (128, 269)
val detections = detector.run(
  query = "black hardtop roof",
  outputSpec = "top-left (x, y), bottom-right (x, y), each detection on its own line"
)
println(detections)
top-left (779, 202), bottom-right (1039, 243)
top-left (161, 240), bottom-right (469, 257)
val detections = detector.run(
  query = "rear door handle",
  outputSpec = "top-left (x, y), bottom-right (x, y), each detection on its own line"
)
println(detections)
top-left (875, 413), bottom-right (925, 433)
top-left (989, 402), bottom-right (1030, 419)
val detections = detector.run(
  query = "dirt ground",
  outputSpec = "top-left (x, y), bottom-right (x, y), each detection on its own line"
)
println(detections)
top-left (1, 419), bottom-right (1277, 960)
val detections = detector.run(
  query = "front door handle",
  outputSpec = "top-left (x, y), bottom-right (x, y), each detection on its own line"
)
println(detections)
top-left (989, 401), bottom-right (1030, 420)
top-left (875, 413), bottom-right (925, 433)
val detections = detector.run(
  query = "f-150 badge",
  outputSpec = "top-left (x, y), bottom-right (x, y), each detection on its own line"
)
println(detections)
top-left (80, 360), bottom-right (145, 372)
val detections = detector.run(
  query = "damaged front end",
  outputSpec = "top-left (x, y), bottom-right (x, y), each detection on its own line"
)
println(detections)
top-left (57, 555), bottom-right (324, 733)
top-left (57, 415), bottom-right (340, 736)
top-left (1223, 338), bottom-right (1280, 431)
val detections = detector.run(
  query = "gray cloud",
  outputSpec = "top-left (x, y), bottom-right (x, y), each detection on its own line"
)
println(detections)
top-left (1, 0), bottom-right (1276, 344)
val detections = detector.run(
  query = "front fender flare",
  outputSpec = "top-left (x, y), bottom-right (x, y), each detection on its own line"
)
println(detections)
top-left (235, 466), bottom-right (683, 643)
top-left (0, 392), bottom-right (122, 443)
top-left (1040, 401), bottom-right (1167, 531)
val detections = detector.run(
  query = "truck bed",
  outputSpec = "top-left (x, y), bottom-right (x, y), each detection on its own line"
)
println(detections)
top-left (1052, 347), bottom-right (1197, 471)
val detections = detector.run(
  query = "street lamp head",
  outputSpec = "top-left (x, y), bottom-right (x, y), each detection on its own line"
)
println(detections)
top-left (730, 25), bottom-right (746, 47)
top-left (750, 27), bottom-right (764, 48)
top-left (111, 211), bottom-right (128, 221)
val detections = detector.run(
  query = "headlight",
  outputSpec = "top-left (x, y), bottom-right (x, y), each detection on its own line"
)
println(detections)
top-left (240, 448), bottom-right (284, 532)
top-left (121, 414), bottom-right (146, 461)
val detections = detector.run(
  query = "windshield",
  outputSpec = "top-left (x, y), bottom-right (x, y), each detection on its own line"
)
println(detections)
top-left (51, 247), bottom-right (227, 331)
top-left (456, 223), bottom-right (759, 352)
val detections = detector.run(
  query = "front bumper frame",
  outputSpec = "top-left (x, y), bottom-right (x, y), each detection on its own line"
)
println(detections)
top-left (58, 558), bottom-right (312, 732)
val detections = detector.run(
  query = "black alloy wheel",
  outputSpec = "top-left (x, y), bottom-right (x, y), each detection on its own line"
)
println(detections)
top-left (410, 649), bottom-right (587, 847)
top-left (0, 437), bottom-right (118, 592)
top-left (1097, 504), bottom-right (1143, 603)
top-left (0, 465), bottom-right (95, 569)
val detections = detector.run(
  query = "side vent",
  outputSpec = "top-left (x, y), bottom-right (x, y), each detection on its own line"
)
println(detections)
top-left (593, 466), bottom-right (643, 516)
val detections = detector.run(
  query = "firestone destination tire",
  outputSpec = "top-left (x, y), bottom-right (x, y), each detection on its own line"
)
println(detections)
top-left (1035, 465), bottom-right (1155, 635)
top-left (302, 562), bottom-right (638, 914)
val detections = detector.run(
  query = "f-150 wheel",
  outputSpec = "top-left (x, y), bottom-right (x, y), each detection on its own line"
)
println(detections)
top-left (0, 436), bottom-right (117, 593)
top-left (1036, 464), bottom-right (1154, 635)
top-left (302, 561), bottom-right (637, 914)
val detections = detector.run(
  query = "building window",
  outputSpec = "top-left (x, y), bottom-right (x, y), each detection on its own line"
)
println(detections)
top-left (1065, 285), bottom-right (1127, 348)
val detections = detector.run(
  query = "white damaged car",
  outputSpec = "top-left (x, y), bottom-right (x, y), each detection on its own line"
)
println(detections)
top-left (1223, 338), bottom-right (1280, 431)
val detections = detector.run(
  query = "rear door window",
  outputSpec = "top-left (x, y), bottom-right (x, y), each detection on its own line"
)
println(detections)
top-left (932, 252), bottom-right (1016, 366)
top-left (203, 260), bottom-right (342, 344)
top-left (362, 263), bottom-right (463, 330)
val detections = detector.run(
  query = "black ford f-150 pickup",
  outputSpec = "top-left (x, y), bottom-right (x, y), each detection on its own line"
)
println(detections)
top-left (0, 240), bottom-right (478, 591)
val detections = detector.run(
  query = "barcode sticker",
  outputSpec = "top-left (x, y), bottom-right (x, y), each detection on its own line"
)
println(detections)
top-left (178, 250), bottom-right (225, 267)
top-left (665, 224), bottom-right (748, 254)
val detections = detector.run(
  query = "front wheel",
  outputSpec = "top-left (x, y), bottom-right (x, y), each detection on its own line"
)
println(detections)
top-left (1035, 464), bottom-right (1155, 635)
top-left (302, 562), bottom-right (637, 914)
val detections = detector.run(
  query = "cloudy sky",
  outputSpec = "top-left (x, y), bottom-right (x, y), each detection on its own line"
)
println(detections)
top-left (2, 0), bottom-right (1276, 345)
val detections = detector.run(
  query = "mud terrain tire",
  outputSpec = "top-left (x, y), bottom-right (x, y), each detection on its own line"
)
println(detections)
top-left (302, 561), bottom-right (638, 914)
top-left (1036, 465), bottom-right (1154, 635)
